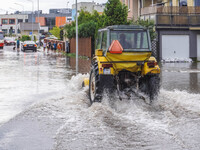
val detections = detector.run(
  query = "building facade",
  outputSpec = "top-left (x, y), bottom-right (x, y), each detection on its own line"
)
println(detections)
top-left (18, 22), bottom-right (40, 36)
top-left (0, 14), bottom-right (28, 35)
top-left (28, 8), bottom-right (72, 31)
top-left (72, 2), bottom-right (105, 21)
top-left (121, 0), bottom-right (200, 61)
top-left (0, 8), bottom-right (72, 36)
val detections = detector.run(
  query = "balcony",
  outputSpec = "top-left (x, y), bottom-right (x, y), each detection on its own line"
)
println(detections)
top-left (141, 6), bottom-right (200, 27)
top-left (141, 6), bottom-right (200, 15)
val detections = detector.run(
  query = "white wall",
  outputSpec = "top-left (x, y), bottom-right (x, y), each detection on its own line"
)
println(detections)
top-left (40, 26), bottom-right (48, 32)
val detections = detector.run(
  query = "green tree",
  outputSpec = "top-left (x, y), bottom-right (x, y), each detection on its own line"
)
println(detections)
top-left (104, 0), bottom-right (128, 26)
top-left (64, 22), bottom-right (76, 39)
top-left (64, 10), bottom-right (100, 39)
top-left (49, 26), bottom-right (61, 39)
top-left (133, 18), bottom-right (156, 41)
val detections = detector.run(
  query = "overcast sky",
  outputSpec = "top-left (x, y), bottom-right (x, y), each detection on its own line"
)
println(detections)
top-left (0, 0), bottom-right (107, 14)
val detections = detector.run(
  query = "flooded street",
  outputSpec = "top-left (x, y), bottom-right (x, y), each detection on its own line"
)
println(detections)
top-left (0, 46), bottom-right (200, 150)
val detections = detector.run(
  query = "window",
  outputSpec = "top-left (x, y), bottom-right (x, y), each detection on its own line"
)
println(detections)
top-left (2, 29), bottom-right (7, 34)
top-left (9, 19), bottom-right (15, 24)
top-left (179, 0), bottom-right (187, 6)
top-left (2, 19), bottom-right (8, 24)
top-left (169, 0), bottom-right (173, 6)
top-left (45, 17), bottom-right (55, 30)
top-left (110, 30), bottom-right (149, 51)
top-left (40, 30), bottom-right (44, 33)
top-left (18, 19), bottom-right (23, 23)
top-left (194, 0), bottom-right (200, 6)
top-left (101, 31), bottom-right (107, 51)
top-left (25, 19), bottom-right (28, 23)
top-left (128, 0), bottom-right (130, 9)
top-left (95, 32), bottom-right (102, 49)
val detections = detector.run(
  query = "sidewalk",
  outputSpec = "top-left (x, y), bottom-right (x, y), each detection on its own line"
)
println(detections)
top-left (37, 47), bottom-right (43, 52)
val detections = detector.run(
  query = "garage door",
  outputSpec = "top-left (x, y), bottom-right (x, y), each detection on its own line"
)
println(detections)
top-left (197, 35), bottom-right (200, 61)
top-left (162, 35), bottom-right (189, 60)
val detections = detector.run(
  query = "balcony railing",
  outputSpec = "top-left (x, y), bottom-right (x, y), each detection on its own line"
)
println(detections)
top-left (141, 6), bottom-right (200, 15)
top-left (156, 15), bottom-right (200, 26)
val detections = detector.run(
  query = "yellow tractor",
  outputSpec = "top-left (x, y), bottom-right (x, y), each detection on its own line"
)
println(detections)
top-left (83, 25), bottom-right (160, 104)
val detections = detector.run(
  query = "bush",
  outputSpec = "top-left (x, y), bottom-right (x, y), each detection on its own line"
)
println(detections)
top-left (21, 35), bottom-right (31, 42)
top-left (49, 26), bottom-right (61, 39)
top-left (78, 21), bottom-right (97, 38)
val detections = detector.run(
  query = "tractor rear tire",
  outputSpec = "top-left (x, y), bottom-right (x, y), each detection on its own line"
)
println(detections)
top-left (89, 63), bottom-right (102, 105)
top-left (148, 75), bottom-right (160, 102)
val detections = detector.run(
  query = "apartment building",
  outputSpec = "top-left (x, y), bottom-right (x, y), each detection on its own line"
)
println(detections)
top-left (122, 0), bottom-right (200, 61)
top-left (0, 8), bottom-right (72, 36)
top-left (0, 14), bottom-right (28, 35)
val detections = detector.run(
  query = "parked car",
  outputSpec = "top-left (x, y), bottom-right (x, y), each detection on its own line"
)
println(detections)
top-left (4, 38), bottom-right (16, 46)
top-left (21, 41), bottom-right (37, 52)
top-left (0, 40), bottom-right (4, 49)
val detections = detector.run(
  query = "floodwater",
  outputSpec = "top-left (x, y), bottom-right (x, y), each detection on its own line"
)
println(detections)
top-left (0, 46), bottom-right (200, 150)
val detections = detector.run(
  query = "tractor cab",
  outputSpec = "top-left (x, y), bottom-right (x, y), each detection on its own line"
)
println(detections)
top-left (96, 25), bottom-right (152, 61)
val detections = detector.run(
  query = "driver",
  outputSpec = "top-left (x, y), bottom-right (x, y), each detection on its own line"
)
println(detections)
top-left (119, 33), bottom-right (131, 49)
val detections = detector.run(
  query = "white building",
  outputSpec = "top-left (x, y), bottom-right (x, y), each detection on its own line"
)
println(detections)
top-left (18, 22), bottom-right (40, 36)
top-left (72, 2), bottom-right (105, 21)
top-left (0, 14), bottom-right (28, 35)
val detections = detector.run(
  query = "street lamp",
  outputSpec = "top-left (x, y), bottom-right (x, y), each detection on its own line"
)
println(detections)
top-left (76, 0), bottom-right (78, 74)
top-left (37, 0), bottom-right (40, 47)
top-left (14, 3), bottom-right (25, 35)
top-left (27, 0), bottom-right (34, 41)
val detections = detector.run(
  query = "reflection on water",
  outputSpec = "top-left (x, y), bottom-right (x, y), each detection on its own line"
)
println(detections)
top-left (0, 50), bottom-right (4, 59)
top-left (161, 62), bottom-right (200, 94)
top-left (189, 63), bottom-right (199, 93)
top-left (67, 56), bottom-right (91, 74)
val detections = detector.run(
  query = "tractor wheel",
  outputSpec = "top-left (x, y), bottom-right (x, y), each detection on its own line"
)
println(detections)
top-left (89, 63), bottom-right (102, 105)
top-left (148, 75), bottom-right (160, 102)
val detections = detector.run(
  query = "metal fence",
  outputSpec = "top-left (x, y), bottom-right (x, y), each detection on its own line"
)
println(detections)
top-left (151, 39), bottom-right (159, 61)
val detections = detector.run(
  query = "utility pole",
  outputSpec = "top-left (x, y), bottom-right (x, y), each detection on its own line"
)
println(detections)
top-left (27, 0), bottom-right (34, 41)
top-left (38, 0), bottom-right (40, 47)
top-left (76, 0), bottom-right (78, 74)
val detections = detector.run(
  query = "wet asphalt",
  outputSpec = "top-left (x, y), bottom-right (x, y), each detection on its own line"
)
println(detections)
top-left (0, 46), bottom-right (200, 150)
